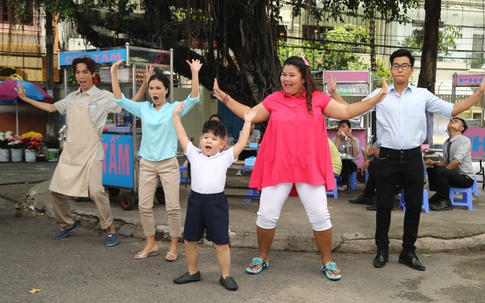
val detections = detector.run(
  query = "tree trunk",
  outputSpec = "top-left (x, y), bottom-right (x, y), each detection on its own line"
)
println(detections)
top-left (418, 0), bottom-right (441, 146)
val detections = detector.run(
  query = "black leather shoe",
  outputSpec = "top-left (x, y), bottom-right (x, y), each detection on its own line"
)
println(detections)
top-left (366, 205), bottom-right (378, 211)
top-left (373, 250), bottom-right (389, 268)
top-left (399, 251), bottom-right (426, 271)
top-left (219, 276), bottom-right (238, 291)
top-left (173, 271), bottom-right (201, 284)
top-left (349, 195), bottom-right (373, 205)
top-left (428, 194), bottom-right (441, 206)
top-left (431, 199), bottom-right (453, 211)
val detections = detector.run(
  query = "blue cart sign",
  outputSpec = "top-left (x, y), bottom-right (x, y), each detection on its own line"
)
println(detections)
top-left (102, 134), bottom-right (134, 188)
top-left (59, 49), bottom-right (127, 67)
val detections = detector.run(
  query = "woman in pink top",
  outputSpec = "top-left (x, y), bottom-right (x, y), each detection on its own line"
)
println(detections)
top-left (213, 56), bottom-right (387, 281)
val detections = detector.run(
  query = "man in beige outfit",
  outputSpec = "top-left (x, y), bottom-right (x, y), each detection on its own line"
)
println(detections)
top-left (16, 56), bottom-right (145, 246)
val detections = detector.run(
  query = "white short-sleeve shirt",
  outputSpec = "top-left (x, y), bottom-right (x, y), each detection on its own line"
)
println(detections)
top-left (185, 142), bottom-right (235, 194)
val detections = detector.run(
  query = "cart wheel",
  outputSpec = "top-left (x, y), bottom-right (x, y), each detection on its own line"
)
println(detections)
top-left (121, 193), bottom-right (135, 210)
top-left (155, 187), bottom-right (165, 204)
top-left (72, 196), bottom-right (84, 202)
top-left (108, 188), bottom-right (121, 197)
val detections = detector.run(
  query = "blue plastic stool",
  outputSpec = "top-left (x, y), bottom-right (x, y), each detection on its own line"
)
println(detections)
top-left (399, 189), bottom-right (429, 214)
top-left (180, 166), bottom-right (190, 183)
top-left (326, 177), bottom-right (338, 198)
top-left (449, 185), bottom-right (474, 211)
top-left (245, 189), bottom-right (260, 203)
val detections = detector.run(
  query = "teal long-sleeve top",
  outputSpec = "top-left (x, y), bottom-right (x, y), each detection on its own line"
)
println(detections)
top-left (115, 93), bottom-right (200, 161)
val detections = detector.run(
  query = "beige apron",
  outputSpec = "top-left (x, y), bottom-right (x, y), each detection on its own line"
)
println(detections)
top-left (49, 96), bottom-right (101, 197)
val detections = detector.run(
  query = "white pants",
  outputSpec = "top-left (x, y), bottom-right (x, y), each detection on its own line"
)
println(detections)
top-left (256, 183), bottom-right (332, 231)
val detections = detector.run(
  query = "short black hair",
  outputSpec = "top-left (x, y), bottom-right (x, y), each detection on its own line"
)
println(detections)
top-left (202, 120), bottom-right (227, 139)
top-left (452, 117), bottom-right (468, 134)
top-left (338, 120), bottom-right (352, 129)
top-left (390, 48), bottom-right (415, 67)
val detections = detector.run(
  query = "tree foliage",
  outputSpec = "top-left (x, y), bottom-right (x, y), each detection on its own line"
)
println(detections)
top-left (278, 24), bottom-right (370, 70)
top-left (400, 25), bottom-right (462, 57)
top-left (289, 0), bottom-right (420, 24)
top-left (16, 0), bottom-right (419, 106)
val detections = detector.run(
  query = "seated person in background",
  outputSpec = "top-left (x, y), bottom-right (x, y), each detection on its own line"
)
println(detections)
top-left (425, 117), bottom-right (475, 211)
top-left (332, 120), bottom-right (360, 191)
top-left (210, 114), bottom-right (222, 122)
top-left (236, 123), bottom-right (261, 176)
top-left (349, 142), bottom-right (380, 206)
top-left (240, 123), bottom-right (261, 144)
top-left (328, 138), bottom-right (342, 177)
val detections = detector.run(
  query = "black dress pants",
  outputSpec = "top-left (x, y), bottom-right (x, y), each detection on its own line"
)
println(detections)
top-left (427, 167), bottom-right (474, 198)
top-left (375, 147), bottom-right (423, 253)
top-left (340, 159), bottom-right (357, 185)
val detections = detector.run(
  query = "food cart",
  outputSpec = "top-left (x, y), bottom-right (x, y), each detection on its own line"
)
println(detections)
top-left (58, 44), bottom-right (174, 210)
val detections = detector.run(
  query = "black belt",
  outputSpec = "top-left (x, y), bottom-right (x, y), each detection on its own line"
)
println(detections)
top-left (380, 146), bottom-right (421, 156)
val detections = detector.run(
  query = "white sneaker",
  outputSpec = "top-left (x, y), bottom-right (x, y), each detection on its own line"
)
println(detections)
top-left (337, 185), bottom-right (348, 191)
top-left (236, 170), bottom-right (242, 176)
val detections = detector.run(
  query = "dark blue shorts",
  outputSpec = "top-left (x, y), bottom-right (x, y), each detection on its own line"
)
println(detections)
top-left (183, 191), bottom-right (229, 245)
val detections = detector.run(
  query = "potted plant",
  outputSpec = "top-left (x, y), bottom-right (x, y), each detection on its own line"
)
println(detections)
top-left (0, 131), bottom-right (13, 162)
top-left (8, 137), bottom-right (25, 162)
top-left (20, 131), bottom-right (43, 162)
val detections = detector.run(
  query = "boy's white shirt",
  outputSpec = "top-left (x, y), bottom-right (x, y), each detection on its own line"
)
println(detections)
top-left (185, 142), bottom-right (236, 194)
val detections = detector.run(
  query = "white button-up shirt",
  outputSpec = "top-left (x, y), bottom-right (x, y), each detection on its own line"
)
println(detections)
top-left (364, 84), bottom-right (454, 150)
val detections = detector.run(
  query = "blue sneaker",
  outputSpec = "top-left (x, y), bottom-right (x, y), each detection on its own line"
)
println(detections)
top-left (52, 222), bottom-right (79, 240)
top-left (105, 230), bottom-right (119, 247)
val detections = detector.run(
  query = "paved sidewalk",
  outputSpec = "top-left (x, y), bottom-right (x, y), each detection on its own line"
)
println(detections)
top-left (2, 161), bottom-right (485, 254)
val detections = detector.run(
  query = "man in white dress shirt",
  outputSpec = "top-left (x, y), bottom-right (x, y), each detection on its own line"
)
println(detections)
top-left (364, 49), bottom-right (485, 271)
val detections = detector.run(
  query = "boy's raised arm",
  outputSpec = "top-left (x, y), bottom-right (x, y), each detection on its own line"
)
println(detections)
top-left (172, 102), bottom-right (190, 152)
top-left (232, 108), bottom-right (257, 158)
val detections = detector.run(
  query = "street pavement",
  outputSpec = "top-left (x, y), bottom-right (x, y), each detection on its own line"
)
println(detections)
top-left (1, 160), bottom-right (485, 255)
top-left (2, 197), bottom-right (485, 303)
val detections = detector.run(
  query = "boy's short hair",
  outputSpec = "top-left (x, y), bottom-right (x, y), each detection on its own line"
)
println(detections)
top-left (202, 120), bottom-right (227, 139)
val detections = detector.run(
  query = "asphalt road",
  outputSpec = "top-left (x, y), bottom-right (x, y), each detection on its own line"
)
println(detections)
top-left (1, 199), bottom-right (485, 303)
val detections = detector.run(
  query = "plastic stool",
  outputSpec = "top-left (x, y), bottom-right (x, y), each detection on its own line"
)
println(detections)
top-left (399, 189), bottom-right (429, 213)
top-left (349, 171), bottom-right (357, 190)
top-left (245, 189), bottom-right (260, 203)
top-left (449, 185), bottom-right (474, 211)
top-left (180, 166), bottom-right (190, 184)
top-left (326, 177), bottom-right (338, 198)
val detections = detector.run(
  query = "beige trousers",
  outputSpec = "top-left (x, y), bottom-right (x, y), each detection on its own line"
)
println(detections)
top-left (51, 160), bottom-right (113, 229)
top-left (138, 157), bottom-right (181, 237)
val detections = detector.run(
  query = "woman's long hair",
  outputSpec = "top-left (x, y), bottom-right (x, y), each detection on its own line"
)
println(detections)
top-left (282, 56), bottom-right (319, 115)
